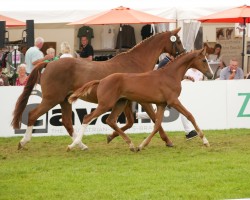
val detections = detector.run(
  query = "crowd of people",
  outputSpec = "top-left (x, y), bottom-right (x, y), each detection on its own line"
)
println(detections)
top-left (0, 34), bottom-right (94, 86)
top-left (0, 38), bottom-right (249, 88)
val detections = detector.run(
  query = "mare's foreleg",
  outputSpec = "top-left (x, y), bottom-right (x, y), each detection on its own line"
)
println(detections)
top-left (106, 99), bottom-right (136, 152)
top-left (107, 101), bottom-right (134, 143)
top-left (60, 100), bottom-right (87, 150)
top-left (171, 99), bottom-right (209, 146)
top-left (140, 103), bottom-right (173, 147)
top-left (138, 104), bottom-right (166, 151)
top-left (18, 99), bottom-right (57, 150)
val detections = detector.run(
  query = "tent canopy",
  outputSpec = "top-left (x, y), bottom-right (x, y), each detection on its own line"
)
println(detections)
top-left (0, 0), bottom-right (248, 23)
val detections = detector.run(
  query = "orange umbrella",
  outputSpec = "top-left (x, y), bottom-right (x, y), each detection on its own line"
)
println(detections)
top-left (0, 14), bottom-right (25, 27)
top-left (69, 6), bottom-right (175, 25)
top-left (198, 5), bottom-right (250, 68)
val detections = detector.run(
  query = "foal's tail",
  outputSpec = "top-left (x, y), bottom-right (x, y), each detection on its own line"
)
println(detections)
top-left (11, 62), bottom-right (48, 129)
top-left (68, 80), bottom-right (100, 104)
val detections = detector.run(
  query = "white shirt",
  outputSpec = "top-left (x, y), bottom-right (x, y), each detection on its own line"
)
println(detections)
top-left (60, 53), bottom-right (73, 58)
top-left (185, 68), bottom-right (203, 81)
top-left (25, 46), bottom-right (44, 73)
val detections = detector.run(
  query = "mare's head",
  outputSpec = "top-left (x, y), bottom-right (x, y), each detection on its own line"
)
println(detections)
top-left (189, 48), bottom-right (214, 79)
top-left (163, 27), bottom-right (185, 58)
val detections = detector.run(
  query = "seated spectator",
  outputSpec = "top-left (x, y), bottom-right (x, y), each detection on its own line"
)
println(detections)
top-left (0, 66), bottom-right (9, 86)
top-left (44, 47), bottom-right (59, 62)
top-left (220, 58), bottom-right (244, 80)
top-left (15, 63), bottom-right (28, 86)
top-left (60, 42), bottom-right (73, 58)
top-left (207, 43), bottom-right (226, 79)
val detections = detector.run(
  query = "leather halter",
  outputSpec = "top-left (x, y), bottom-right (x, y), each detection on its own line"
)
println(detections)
top-left (170, 34), bottom-right (186, 57)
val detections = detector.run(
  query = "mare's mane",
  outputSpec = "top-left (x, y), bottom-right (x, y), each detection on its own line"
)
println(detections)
top-left (112, 32), bottom-right (167, 59)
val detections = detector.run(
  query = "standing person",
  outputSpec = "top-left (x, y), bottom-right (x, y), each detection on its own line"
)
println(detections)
top-left (25, 37), bottom-right (54, 74)
top-left (136, 56), bottom-right (199, 140)
top-left (180, 68), bottom-right (204, 140)
top-left (79, 35), bottom-right (94, 61)
top-left (220, 58), bottom-right (244, 80)
top-left (60, 42), bottom-right (73, 58)
top-left (0, 66), bottom-right (9, 86)
top-left (15, 63), bottom-right (28, 86)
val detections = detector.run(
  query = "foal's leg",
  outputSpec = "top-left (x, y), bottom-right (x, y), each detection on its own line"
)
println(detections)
top-left (18, 99), bottom-right (57, 150)
top-left (67, 104), bottom-right (111, 151)
top-left (60, 100), bottom-right (87, 150)
top-left (140, 103), bottom-right (173, 147)
top-left (106, 100), bottom-right (136, 151)
top-left (138, 105), bottom-right (166, 151)
top-left (107, 101), bottom-right (134, 143)
top-left (171, 99), bottom-right (210, 146)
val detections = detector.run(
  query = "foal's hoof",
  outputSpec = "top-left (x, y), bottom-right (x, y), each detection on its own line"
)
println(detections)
top-left (18, 142), bottom-right (23, 150)
top-left (203, 142), bottom-right (210, 147)
top-left (66, 146), bottom-right (72, 152)
top-left (106, 135), bottom-right (113, 144)
top-left (166, 142), bottom-right (174, 147)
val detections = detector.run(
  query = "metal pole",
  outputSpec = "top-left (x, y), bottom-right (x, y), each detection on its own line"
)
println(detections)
top-left (241, 18), bottom-right (246, 70)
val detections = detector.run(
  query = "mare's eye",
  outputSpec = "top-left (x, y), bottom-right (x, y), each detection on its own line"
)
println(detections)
top-left (202, 59), bottom-right (206, 62)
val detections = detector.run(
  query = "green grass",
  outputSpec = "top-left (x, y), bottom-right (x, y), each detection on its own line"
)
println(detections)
top-left (0, 129), bottom-right (250, 200)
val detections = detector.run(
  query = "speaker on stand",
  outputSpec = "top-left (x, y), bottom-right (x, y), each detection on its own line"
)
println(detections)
top-left (26, 20), bottom-right (34, 48)
top-left (0, 21), bottom-right (6, 48)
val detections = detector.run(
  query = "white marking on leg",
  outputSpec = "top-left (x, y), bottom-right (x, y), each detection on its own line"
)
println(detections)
top-left (68, 124), bottom-right (89, 150)
top-left (202, 136), bottom-right (209, 145)
top-left (20, 126), bottom-right (33, 146)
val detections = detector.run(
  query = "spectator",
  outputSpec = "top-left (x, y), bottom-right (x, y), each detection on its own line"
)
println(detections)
top-left (220, 58), bottom-right (244, 80)
top-left (0, 66), bottom-right (9, 86)
top-left (79, 35), bottom-right (94, 61)
top-left (207, 43), bottom-right (225, 79)
top-left (25, 37), bottom-right (54, 74)
top-left (60, 42), bottom-right (73, 58)
top-left (44, 47), bottom-right (59, 62)
top-left (15, 63), bottom-right (28, 86)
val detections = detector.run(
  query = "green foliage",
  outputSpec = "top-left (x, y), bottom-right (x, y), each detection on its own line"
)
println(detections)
top-left (0, 129), bottom-right (250, 200)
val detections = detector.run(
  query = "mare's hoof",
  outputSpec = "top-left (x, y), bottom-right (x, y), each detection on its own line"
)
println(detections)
top-left (106, 135), bottom-right (113, 144)
top-left (129, 147), bottom-right (137, 152)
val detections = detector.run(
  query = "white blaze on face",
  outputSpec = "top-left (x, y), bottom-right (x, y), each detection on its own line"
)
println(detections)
top-left (205, 56), bottom-right (214, 76)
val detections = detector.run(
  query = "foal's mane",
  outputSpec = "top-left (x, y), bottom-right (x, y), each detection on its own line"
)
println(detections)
top-left (158, 51), bottom-right (188, 70)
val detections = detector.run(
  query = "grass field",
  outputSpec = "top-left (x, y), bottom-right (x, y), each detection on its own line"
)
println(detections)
top-left (0, 129), bottom-right (250, 200)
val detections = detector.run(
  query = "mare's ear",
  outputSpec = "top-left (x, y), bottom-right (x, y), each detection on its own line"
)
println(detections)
top-left (171, 27), bottom-right (181, 35)
top-left (203, 47), bottom-right (206, 55)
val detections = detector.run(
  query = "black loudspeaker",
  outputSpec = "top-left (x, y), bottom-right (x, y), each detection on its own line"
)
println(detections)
top-left (0, 21), bottom-right (6, 48)
top-left (26, 20), bottom-right (34, 48)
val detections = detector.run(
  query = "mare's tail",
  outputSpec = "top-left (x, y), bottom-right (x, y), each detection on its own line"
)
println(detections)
top-left (68, 80), bottom-right (100, 104)
top-left (11, 62), bottom-right (48, 129)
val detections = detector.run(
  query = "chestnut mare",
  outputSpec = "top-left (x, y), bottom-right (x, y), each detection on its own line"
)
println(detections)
top-left (12, 28), bottom-right (185, 150)
top-left (68, 49), bottom-right (213, 151)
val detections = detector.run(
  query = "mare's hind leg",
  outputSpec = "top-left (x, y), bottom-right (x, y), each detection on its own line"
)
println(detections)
top-left (106, 99), bottom-right (136, 151)
top-left (171, 99), bottom-right (210, 146)
top-left (18, 99), bottom-right (58, 150)
top-left (138, 104), bottom-right (166, 151)
top-left (60, 100), bottom-right (88, 150)
top-left (140, 103), bottom-right (173, 147)
top-left (107, 101), bottom-right (134, 143)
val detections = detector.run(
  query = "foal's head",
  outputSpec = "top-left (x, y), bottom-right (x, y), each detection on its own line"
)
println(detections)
top-left (190, 48), bottom-right (214, 79)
